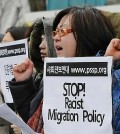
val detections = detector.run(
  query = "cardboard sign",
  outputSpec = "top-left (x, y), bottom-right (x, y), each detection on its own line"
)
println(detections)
top-left (43, 57), bottom-right (113, 134)
top-left (0, 39), bottom-right (28, 103)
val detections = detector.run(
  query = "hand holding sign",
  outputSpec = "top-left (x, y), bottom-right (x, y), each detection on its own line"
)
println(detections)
top-left (13, 58), bottom-right (34, 82)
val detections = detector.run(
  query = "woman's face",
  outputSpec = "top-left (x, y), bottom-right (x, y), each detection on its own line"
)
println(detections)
top-left (53, 15), bottom-right (76, 57)
top-left (39, 34), bottom-right (48, 61)
top-left (2, 32), bottom-right (14, 42)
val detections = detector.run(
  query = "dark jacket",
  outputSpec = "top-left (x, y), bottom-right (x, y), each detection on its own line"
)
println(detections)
top-left (97, 51), bottom-right (120, 134)
top-left (9, 77), bottom-right (42, 122)
top-left (9, 17), bottom-right (56, 123)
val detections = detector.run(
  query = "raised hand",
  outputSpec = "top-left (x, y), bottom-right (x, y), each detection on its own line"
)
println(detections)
top-left (105, 38), bottom-right (120, 60)
top-left (13, 58), bottom-right (34, 82)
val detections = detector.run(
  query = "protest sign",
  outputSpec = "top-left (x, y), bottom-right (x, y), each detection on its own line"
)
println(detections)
top-left (43, 57), bottom-right (113, 134)
top-left (0, 103), bottom-right (37, 134)
top-left (0, 39), bottom-right (28, 103)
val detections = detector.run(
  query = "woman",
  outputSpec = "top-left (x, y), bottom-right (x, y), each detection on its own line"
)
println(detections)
top-left (52, 6), bottom-right (120, 134)
top-left (52, 6), bottom-right (115, 57)
top-left (9, 17), bottom-right (56, 134)
top-left (0, 26), bottom-right (27, 134)
top-left (1, 26), bottom-right (28, 111)
top-left (9, 6), bottom-right (120, 133)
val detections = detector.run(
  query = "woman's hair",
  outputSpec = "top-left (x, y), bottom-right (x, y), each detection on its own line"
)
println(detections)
top-left (25, 19), bottom-right (44, 43)
top-left (6, 26), bottom-right (27, 41)
top-left (53, 6), bottom-right (115, 57)
top-left (29, 19), bottom-right (44, 73)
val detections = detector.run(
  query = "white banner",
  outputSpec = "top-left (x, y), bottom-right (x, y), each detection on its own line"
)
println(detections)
top-left (0, 39), bottom-right (28, 103)
top-left (43, 57), bottom-right (113, 134)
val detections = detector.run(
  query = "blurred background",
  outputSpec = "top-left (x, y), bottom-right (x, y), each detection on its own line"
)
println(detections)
top-left (0, 0), bottom-right (120, 34)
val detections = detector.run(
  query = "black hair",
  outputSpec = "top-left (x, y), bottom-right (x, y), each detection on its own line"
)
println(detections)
top-left (6, 26), bottom-right (27, 41)
top-left (53, 6), bottom-right (115, 57)
top-left (29, 19), bottom-right (44, 73)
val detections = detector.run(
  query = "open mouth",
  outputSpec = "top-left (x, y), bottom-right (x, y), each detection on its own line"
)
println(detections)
top-left (56, 46), bottom-right (63, 51)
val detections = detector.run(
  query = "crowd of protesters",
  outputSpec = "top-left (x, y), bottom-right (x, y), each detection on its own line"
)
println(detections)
top-left (0, 5), bottom-right (120, 134)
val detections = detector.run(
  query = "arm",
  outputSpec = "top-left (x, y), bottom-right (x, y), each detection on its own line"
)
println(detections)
top-left (9, 77), bottom-right (36, 123)
top-left (9, 58), bottom-right (35, 122)
top-left (106, 39), bottom-right (120, 133)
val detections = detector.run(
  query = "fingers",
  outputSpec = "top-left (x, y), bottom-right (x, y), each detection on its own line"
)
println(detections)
top-left (13, 58), bottom-right (33, 73)
top-left (113, 39), bottom-right (120, 49)
top-left (41, 128), bottom-right (44, 134)
top-left (13, 63), bottom-right (28, 73)
top-left (11, 125), bottom-right (22, 134)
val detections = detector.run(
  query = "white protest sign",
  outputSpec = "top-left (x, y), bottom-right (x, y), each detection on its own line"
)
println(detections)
top-left (0, 103), bottom-right (37, 134)
top-left (43, 57), bottom-right (113, 134)
top-left (0, 39), bottom-right (28, 103)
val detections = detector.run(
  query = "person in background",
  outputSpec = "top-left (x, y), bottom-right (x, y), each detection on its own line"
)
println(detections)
top-left (0, 26), bottom-right (27, 134)
top-left (1, 26), bottom-right (27, 111)
top-left (0, 33), bottom-right (14, 134)
top-left (0, 0), bottom-right (30, 34)
top-left (2, 26), bottom-right (27, 43)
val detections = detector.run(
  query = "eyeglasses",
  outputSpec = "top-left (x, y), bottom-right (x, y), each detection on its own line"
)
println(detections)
top-left (52, 28), bottom-right (72, 38)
